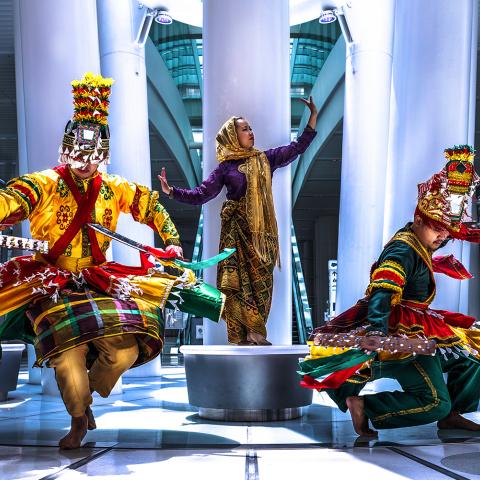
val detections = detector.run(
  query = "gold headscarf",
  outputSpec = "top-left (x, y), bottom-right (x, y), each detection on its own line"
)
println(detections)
top-left (216, 117), bottom-right (280, 267)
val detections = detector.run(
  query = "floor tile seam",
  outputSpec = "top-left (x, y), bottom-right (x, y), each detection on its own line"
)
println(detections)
top-left (99, 439), bottom-right (480, 450)
top-left (0, 409), bottom-right (67, 421)
top-left (37, 445), bottom-right (117, 480)
top-left (0, 440), bottom-right (474, 455)
top-left (245, 448), bottom-right (259, 480)
top-left (1, 440), bottom-right (479, 450)
top-left (386, 446), bottom-right (471, 480)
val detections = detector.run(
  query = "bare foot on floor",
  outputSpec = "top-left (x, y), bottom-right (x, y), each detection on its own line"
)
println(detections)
top-left (59, 415), bottom-right (88, 449)
top-left (86, 406), bottom-right (96, 430)
top-left (247, 332), bottom-right (272, 346)
top-left (438, 411), bottom-right (480, 431)
top-left (346, 396), bottom-right (378, 437)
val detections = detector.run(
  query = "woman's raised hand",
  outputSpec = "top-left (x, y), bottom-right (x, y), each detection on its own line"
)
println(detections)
top-left (300, 96), bottom-right (318, 129)
top-left (158, 167), bottom-right (172, 196)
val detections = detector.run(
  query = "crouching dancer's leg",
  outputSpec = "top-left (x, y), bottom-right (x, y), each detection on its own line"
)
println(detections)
top-left (438, 354), bottom-right (480, 431)
top-left (49, 335), bottom-right (139, 449)
top-left (363, 356), bottom-right (451, 433)
top-left (49, 343), bottom-right (91, 449)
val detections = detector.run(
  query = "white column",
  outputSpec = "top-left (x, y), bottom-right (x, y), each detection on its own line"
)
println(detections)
top-left (97, 0), bottom-right (161, 376)
top-left (14, 0), bottom-right (101, 175)
top-left (202, 0), bottom-right (291, 345)
top-left (384, 0), bottom-right (478, 314)
top-left (336, 0), bottom-right (396, 312)
top-left (97, 0), bottom-right (155, 267)
top-left (14, 0), bottom-right (102, 387)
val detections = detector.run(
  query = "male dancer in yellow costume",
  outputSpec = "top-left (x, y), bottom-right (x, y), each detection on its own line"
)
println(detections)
top-left (0, 73), bottom-right (224, 449)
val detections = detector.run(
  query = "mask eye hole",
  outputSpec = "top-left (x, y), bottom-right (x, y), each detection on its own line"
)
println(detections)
top-left (64, 120), bottom-right (75, 134)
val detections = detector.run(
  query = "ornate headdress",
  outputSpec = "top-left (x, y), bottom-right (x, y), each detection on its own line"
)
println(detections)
top-left (415, 144), bottom-right (480, 239)
top-left (59, 72), bottom-right (114, 168)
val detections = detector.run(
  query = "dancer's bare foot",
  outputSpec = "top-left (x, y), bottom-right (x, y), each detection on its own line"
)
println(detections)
top-left (86, 406), bottom-right (96, 430)
top-left (438, 411), bottom-right (480, 431)
top-left (247, 331), bottom-right (272, 346)
top-left (346, 396), bottom-right (378, 437)
top-left (59, 415), bottom-right (88, 449)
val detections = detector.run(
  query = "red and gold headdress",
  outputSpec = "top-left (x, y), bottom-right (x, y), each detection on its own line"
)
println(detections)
top-left (415, 145), bottom-right (480, 239)
top-left (59, 72), bottom-right (114, 167)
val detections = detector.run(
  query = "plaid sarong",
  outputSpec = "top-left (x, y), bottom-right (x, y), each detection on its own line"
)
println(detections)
top-left (26, 288), bottom-right (163, 367)
top-left (218, 198), bottom-right (276, 344)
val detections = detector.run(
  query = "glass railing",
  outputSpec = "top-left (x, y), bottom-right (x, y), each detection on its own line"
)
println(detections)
top-left (291, 223), bottom-right (313, 344)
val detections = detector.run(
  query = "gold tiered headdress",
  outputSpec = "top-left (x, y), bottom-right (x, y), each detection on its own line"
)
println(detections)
top-left (416, 145), bottom-right (479, 238)
top-left (59, 72), bottom-right (114, 167)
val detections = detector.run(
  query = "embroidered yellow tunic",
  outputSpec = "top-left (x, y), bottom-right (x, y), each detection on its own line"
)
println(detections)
top-left (0, 169), bottom-right (181, 258)
top-left (0, 168), bottom-right (195, 316)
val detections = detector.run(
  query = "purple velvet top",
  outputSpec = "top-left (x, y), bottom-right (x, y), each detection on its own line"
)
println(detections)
top-left (172, 127), bottom-right (317, 205)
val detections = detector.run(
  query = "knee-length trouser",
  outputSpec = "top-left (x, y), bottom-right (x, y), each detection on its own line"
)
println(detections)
top-left (327, 354), bottom-right (480, 430)
top-left (48, 335), bottom-right (139, 417)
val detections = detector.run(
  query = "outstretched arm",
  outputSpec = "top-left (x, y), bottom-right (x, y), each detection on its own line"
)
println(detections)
top-left (0, 174), bottom-right (43, 228)
top-left (158, 165), bottom-right (225, 205)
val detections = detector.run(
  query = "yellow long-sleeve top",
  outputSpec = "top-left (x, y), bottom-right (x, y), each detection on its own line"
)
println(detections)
top-left (0, 168), bottom-right (181, 260)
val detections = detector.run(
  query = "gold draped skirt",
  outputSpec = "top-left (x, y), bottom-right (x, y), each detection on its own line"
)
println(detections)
top-left (218, 198), bottom-right (276, 344)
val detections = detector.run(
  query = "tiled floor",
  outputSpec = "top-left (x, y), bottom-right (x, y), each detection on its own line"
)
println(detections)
top-left (1, 361), bottom-right (480, 479)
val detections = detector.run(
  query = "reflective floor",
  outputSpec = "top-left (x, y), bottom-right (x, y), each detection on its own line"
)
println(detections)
top-left (1, 359), bottom-right (480, 479)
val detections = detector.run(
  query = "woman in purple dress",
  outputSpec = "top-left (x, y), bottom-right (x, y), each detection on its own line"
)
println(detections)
top-left (159, 98), bottom-right (318, 345)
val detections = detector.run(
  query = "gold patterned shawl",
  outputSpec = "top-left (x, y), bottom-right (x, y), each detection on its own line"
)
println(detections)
top-left (216, 117), bottom-right (279, 266)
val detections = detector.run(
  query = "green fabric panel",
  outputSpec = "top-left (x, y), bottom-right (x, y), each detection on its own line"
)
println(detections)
top-left (175, 248), bottom-right (235, 270)
top-left (298, 349), bottom-right (373, 378)
top-left (0, 305), bottom-right (34, 344)
top-left (166, 283), bottom-right (223, 323)
top-left (0, 305), bottom-right (35, 360)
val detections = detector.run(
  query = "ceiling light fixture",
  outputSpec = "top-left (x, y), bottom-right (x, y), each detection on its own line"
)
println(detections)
top-left (154, 10), bottom-right (173, 25)
top-left (319, 10), bottom-right (337, 24)
top-left (135, 3), bottom-right (172, 46)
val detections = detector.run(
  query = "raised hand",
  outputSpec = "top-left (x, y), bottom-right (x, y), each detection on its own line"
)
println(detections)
top-left (157, 167), bottom-right (172, 196)
top-left (299, 96), bottom-right (318, 129)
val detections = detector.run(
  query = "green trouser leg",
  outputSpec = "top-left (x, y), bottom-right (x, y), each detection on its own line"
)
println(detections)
top-left (165, 283), bottom-right (225, 323)
top-left (441, 354), bottom-right (480, 414)
top-left (363, 355), bottom-right (451, 430)
top-left (326, 377), bottom-right (367, 412)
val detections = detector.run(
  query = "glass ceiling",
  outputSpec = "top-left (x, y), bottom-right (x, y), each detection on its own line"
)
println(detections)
top-left (290, 20), bottom-right (341, 97)
top-left (150, 18), bottom-right (341, 127)
top-left (151, 21), bottom-right (202, 99)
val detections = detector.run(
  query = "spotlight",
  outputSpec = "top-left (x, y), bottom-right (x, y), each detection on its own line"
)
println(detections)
top-left (154, 10), bottom-right (173, 25)
top-left (135, 3), bottom-right (173, 46)
top-left (319, 10), bottom-right (337, 24)
top-left (319, 3), bottom-right (353, 45)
